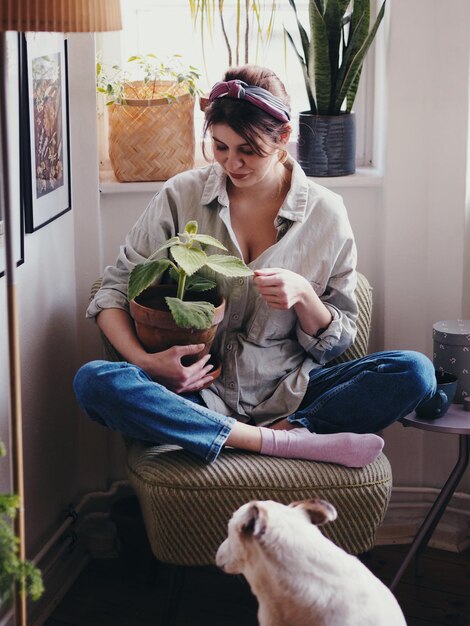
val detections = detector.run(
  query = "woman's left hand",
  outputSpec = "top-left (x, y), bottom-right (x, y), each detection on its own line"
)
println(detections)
top-left (253, 268), bottom-right (311, 309)
top-left (253, 267), bottom-right (333, 336)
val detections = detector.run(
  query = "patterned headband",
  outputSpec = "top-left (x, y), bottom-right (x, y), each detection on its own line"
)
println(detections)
top-left (208, 79), bottom-right (291, 123)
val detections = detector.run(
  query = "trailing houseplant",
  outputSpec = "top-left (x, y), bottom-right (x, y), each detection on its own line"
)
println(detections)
top-left (188, 0), bottom-right (277, 69)
top-left (188, 0), bottom-right (277, 111)
top-left (128, 221), bottom-right (252, 364)
top-left (96, 54), bottom-right (202, 182)
top-left (0, 441), bottom-right (43, 609)
top-left (285, 0), bottom-right (386, 176)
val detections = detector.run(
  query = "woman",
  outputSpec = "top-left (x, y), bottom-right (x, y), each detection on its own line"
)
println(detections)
top-left (74, 65), bottom-right (435, 466)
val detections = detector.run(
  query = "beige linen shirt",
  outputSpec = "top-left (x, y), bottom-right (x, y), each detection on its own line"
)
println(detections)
top-left (87, 158), bottom-right (358, 426)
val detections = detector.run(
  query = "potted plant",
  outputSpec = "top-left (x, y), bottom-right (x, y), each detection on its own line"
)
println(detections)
top-left (285, 0), bottom-right (386, 177)
top-left (127, 220), bottom-right (253, 374)
top-left (188, 0), bottom-right (277, 68)
top-left (96, 54), bottom-right (201, 182)
top-left (188, 0), bottom-right (277, 110)
top-left (0, 441), bottom-right (43, 609)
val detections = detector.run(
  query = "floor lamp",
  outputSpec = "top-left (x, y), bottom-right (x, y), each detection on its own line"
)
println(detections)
top-left (0, 3), bottom-right (121, 624)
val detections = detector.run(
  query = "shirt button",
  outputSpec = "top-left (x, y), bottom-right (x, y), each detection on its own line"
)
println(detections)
top-left (238, 278), bottom-right (244, 285)
top-left (226, 343), bottom-right (233, 350)
top-left (232, 313), bottom-right (239, 321)
top-left (229, 382), bottom-right (236, 389)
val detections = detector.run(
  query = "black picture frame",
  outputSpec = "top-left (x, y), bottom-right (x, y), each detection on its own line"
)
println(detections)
top-left (0, 32), bottom-right (24, 278)
top-left (22, 33), bottom-right (71, 233)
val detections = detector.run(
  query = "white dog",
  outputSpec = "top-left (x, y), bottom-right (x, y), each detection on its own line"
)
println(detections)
top-left (216, 499), bottom-right (407, 626)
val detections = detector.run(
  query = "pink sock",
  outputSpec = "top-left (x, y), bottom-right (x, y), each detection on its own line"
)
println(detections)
top-left (259, 427), bottom-right (384, 468)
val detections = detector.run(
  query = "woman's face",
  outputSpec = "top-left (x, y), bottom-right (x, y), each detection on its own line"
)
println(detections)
top-left (210, 123), bottom-right (286, 190)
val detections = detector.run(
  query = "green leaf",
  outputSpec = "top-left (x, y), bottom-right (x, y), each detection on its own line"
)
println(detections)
top-left (128, 259), bottom-right (172, 301)
top-left (191, 234), bottom-right (227, 250)
top-left (171, 245), bottom-right (207, 276)
top-left (310, 0), bottom-right (331, 115)
top-left (284, 27), bottom-right (316, 113)
top-left (184, 220), bottom-right (198, 235)
top-left (206, 255), bottom-right (254, 277)
top-left (149, 236), bottom-right (181, 260)
top-left (323, 0), bottom-right (351, 109)
top-left (186, 275), bottom-right (217, 292)
top-left (346, 65), bottom-right (362, 113)
top-left (332, 0), bottom-right (369, 113)
top-left (0, 494), bottom-right (19, 517)
top-left (333, 1), bottom-right (386, 113)
top-left (165, 297), bottom-right (215, 329)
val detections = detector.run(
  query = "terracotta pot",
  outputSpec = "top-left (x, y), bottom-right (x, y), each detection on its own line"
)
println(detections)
top-left (130, 285), bottom-right (225, 368)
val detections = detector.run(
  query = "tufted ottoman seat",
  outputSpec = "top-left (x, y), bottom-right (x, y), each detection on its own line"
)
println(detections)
top-left (127, 441), bottom-right (392, 565)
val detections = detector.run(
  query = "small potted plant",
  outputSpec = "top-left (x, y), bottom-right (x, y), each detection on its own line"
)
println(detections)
top-left (285, 0), bottom-right (386, 176)
top-left (96, 54), bottom-right (201, 182)
top-left (0, 441), bottom-right (43, 608)
top-left (128, 221), bottom-right (253, 371)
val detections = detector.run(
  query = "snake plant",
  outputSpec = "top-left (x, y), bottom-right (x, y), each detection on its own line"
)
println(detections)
top-left (285, 0), bottom-right (386, 115)
top-left (128, 221), bottom-right (253, 330)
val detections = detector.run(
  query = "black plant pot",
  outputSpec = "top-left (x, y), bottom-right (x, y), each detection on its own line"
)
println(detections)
top-left (297, 112), bottom-right (356, 177)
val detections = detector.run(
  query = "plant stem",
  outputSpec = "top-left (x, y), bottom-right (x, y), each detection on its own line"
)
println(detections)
top-left (245, 0), bottom-right (250, 63)
top-left (219, 0), bottom-right (233, 66)
top-left (177, 271), bottom-right (187, 300)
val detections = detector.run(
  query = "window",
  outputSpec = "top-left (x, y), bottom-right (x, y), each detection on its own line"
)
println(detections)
top-left (97, 0), bottom-right (382, 172)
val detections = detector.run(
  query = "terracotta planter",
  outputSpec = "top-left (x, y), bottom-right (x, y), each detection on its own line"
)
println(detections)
top-left (130, 285), bottom-right (225, 373)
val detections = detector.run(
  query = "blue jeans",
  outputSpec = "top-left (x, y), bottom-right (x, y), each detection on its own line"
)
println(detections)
top-left (73, 350), bottom-right (435, 463)
top-left (288, 350), bottom-right (435, 433)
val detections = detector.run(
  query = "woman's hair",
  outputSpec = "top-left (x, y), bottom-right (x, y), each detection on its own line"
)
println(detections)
top-left (203, 65), bottom-right (291, 158)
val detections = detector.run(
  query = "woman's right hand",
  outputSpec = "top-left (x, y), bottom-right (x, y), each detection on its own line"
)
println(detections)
top-left (137, 344), bottom-right (215, 394)
top-left (96, 309), bottom-right (214, 394)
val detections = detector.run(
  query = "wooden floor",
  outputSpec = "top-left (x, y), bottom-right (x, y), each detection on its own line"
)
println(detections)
top-left (44, 543), bottom-right (470, 626)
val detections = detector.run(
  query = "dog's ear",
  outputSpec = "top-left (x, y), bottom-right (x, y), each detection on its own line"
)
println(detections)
top-left (289, 499), bottom-right (337, 526)
top-left (241, 503), bottom-right (268, 540)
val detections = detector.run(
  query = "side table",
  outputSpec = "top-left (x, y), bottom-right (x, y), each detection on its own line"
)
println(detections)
top-left (390, 404), bottom-right (470, 591)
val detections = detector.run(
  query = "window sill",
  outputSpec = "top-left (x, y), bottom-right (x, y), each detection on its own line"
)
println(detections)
top-left (99, 164), bottom-right (383, 195)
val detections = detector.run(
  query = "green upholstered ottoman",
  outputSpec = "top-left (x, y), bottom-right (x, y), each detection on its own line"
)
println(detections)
top-left (127, 442), bottom-right (392, 565)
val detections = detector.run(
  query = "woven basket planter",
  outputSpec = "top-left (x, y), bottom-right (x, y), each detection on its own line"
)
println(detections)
top-left (108, 81), bottom-right (195, 182)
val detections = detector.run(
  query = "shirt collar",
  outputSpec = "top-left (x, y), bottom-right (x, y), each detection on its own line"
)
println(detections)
top-left (201, 163), bottom-right (229, 206)
top-left (201, 158), bottom-right (310, 223)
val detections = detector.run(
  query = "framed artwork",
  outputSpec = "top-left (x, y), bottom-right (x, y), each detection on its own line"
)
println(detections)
top-left (22, 33), bottom-right (70, 233)
top-left (0, 32), bottom-right (24, 278)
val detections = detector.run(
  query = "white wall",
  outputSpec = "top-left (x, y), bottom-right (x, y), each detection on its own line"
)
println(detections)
top-left (381, 0), bottom-right (470, 494)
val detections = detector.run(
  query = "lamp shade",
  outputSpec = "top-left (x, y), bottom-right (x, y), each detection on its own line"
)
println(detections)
top-left (0, 0), bottom-right (122, 33)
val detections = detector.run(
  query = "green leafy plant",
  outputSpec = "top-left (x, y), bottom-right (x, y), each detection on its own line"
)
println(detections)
top-left (0, 442), bottom-right (44, 609)
top-left (188, 0), bottom-right (277, 67)
top-left (285, 0), bottom-right (386, 115)
top-left (96, 53), bottom-right (201, 105)
top-left (128, 221), bottom-right (253, 330)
